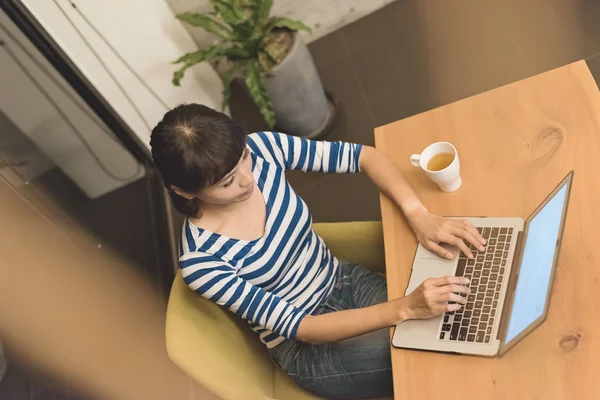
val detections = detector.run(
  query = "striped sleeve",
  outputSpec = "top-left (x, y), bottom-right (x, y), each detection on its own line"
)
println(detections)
top-left (179, 251), bottom-right (307, 340)
top-left (247, 131), bottom-right (363, 173)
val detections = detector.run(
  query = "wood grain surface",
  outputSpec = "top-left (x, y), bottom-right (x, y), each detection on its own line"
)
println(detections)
top-left (375, 61), bottom-right (600, 400)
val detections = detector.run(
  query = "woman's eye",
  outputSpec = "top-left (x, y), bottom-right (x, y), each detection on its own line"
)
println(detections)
top-left (223, 177), bottom-right (235, 188)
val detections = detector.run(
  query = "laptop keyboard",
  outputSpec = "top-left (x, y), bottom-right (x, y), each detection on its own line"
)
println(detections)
top-left (438, 227), bottom-right (513, 344)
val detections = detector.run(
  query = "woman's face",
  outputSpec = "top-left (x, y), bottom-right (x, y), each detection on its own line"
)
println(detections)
top-left (173, 148), bottom-right (254, 206)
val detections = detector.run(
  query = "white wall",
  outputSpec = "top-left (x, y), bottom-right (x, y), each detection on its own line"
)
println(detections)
top-left (21, 0), bottom-right (223, 150)
top-left (0, 110), bottom-right (55, 183)
top-left (167, 0), bottom-right (397, 49)
top-left (0, 10), bottom-right (144, 198)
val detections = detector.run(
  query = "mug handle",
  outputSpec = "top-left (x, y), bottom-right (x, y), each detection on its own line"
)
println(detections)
top-left (410, 154), bottom-right (421, 167)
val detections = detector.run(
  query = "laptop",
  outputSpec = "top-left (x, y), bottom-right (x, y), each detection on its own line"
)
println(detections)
top-left (392, 171), bottom-right (574, 357)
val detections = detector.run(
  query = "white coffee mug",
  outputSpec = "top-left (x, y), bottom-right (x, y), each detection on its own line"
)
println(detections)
top-left (410, 142), bottom-right (461, 192)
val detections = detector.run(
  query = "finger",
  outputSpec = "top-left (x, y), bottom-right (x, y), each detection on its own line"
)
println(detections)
top-left (461, 220), bottom-right (487, 245)
top-left (429, 275), bottom-right (470, 287)
top-left (471, 226), bottom-right (487, 245)
top-left (445, 302), bottom-right (463, 312)
top-left (438, 292), bottom-right (467, 304)
top-left (441, 234), bottom-right (472, 259)
top-left (453, 227), bottom-right (485, 252)
top-left (426, 240), bottom-right (453, 260)
top-left (436, 283), bottom-right (472, 295)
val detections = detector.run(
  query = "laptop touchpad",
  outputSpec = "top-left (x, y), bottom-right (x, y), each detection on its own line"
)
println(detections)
top-left (416, 243), bottom-right (459, 259)
top-left (405, 255), bottom-right (456, 296)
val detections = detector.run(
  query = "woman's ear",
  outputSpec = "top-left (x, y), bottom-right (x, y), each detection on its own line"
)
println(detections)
top-left (170, 186), bottom-right (195, 200)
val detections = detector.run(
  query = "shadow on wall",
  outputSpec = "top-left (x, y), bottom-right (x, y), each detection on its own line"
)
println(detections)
top-left (0, 176), bottom-right (217, 400)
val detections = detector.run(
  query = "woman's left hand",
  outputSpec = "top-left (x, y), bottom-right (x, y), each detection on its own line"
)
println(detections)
top-left (406, 207), bottom-right (486, 260)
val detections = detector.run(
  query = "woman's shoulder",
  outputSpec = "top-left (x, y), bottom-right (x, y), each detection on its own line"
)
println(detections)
top-left (247, 132), bottom-right (288, 167)
top-left (247, 131), bottom-right (283, 144)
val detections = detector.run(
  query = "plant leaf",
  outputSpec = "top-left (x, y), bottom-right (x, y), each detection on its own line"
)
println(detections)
top-left (172, 45), bottom-right (228, 86)
top-left (245, 60), bottom-right (275, 128)
top-left (224, 45), bottom-right (251, 58)
top-left (221, 62), bottom-right (241, 111)
top-left (269, 16), bottom-right (311, 32)
top-left (233, 0), bottom-right (252, 20)
top-left (173, 46), bottom-right (222, 65)
top-left (175, 12), bottom-right (232, 38)
top-left (232, 21), bottom-right (256, 40)
top-left (209, 0), bottom-right (255, 38)
top-left (254, 0), bottom-right (273, 26)
top-left (172, 69), bottom-right (186, 86)
top-left (211, 0), bottom-right (245, 26)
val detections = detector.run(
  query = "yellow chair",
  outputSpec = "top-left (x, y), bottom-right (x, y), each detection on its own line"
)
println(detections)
top-left (165, 222), bottom-right (392, 400)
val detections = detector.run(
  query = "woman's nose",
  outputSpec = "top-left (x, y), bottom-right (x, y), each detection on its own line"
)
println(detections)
top-left (239, 169), bottom-right (253, 186)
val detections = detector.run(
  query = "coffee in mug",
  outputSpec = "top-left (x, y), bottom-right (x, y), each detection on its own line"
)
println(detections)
top-left (410, 142), bottom-right (461, 192)
top-left (426, 152), bottom-right (455, 171)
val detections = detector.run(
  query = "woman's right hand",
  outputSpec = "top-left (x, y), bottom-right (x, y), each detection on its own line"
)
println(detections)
top-left (401, 276), bottom-right (471, 320)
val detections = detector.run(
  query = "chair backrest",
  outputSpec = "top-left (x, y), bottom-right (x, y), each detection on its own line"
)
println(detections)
top-left (166, 271), bottom-right (275, 399)
top-left (312, 222), bottom-right (385, 273)
top-left (166, 222), bottom-right (385, 399)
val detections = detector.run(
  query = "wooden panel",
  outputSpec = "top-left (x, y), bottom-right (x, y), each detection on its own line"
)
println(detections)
top-left (375, 60), bottom-right (600, 400)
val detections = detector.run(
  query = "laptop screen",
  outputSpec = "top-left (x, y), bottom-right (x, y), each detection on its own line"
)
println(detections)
top-left (504, 183), bottom-right (569, 343)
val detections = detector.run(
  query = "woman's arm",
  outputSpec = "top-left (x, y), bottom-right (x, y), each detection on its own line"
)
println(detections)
top-left (247, 132), bottom-right (362, 173)
top-left (359, 146), bottom-right (425, 216)
top-left (296, 276), bottom-right (471, 344)
top-left (181, 252), bottom-right (307, 340)
top-left (359, 146), bottom-right (486, 259)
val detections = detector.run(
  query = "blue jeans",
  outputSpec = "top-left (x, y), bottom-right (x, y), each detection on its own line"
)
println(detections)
top-left (269, 262), bottom-right (393, 399)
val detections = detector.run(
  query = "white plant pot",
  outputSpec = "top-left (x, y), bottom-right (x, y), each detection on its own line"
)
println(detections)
top-left (262, 34), bottom-right (330, 138)
top-left (213, 33), bottom-right (334, 138)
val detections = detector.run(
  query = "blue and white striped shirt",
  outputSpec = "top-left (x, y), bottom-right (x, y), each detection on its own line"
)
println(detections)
top-left (179, 131), bottom-right (363, 348)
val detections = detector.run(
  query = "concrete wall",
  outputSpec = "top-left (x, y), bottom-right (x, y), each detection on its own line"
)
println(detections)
top-left (167, 0), bottom-right (397, 49)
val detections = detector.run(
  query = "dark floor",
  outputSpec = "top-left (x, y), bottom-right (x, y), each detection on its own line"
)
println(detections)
top-left (0, 363), bottom-right (92, 400)
top-left (0, 168), bottom-right (172, 400)
top-left (5, 0), bottom-right (600, 398)
top-left (231, 0), bottom-right (600, 224)
top-left (27, 166), bottom-right (172, 297)
top-left (0, 168), bottom-right (173, 400)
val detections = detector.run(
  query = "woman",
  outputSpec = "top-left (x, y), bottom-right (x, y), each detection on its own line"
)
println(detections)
top-left (150, 104), bottom-right (485, 399)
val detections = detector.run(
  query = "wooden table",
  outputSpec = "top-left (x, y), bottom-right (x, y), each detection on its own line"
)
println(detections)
top-left (375, 61), bottom-right (600, 400)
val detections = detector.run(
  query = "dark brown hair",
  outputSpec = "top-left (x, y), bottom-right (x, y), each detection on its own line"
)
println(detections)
top-left (150, 104), bottom-right (247, 217)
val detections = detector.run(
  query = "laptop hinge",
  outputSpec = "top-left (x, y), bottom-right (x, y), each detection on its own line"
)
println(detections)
top-left (496, 230), bottom-right (525, 354)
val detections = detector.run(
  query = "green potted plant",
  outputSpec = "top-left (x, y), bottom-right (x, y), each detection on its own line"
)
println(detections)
top-left (172, 0), bottom-right (331, 138)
